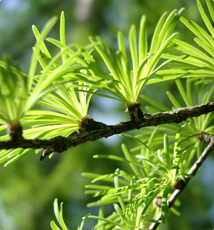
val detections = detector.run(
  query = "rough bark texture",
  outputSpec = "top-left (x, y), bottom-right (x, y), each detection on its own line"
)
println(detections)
top-left (0, 101), bottom-right (213, 160)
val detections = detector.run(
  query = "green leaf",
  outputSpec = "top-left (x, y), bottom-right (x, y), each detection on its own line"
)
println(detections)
top-left (114, 204), bottom-right (124, 219)
top-left (197, 0), bottom-right (214, 37)
top-left (84, 10), bottom-right (181, 105)
top-left (141, 95), bottom-right (169, 111)
top-left (82, 172), bottom-right (129, 185)
top-left (53, 199), bottom-right (68, 230)
top-left (88, 215), bottom-right (125, 229)
top-left (176, 79), bottom-right (191, 107)
top-left (50, 221), bottom-right (61, 230)
top-left (129, 25), bottom-right (138, 81)
top-left (60, 11), bottom-right (67, 63)
top-left (164, 134), bottom-right (171, 169)
top-left (161, 185), bottom-right (170, 224)
top-left (122, 144), bottom-right (141, 176)
top-left (78, 213), bottom-right (91, 230)
top-left (29, 17), bottom-right (57, 90)
top-left (139, 15), bottom-right (147, 65)
top-left (166, 91), bottom-right (181, 109)
top-left (93, 154), bottom-right (143, 170)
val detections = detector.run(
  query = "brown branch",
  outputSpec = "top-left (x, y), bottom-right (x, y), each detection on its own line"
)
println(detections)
top-left (149, 133), bottom-right (214, 230)
top-left (0, 101), bottom-right (213, 160)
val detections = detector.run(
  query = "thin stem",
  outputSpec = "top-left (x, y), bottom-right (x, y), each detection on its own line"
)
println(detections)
top-left (149, 133), bottom-right (214, 230)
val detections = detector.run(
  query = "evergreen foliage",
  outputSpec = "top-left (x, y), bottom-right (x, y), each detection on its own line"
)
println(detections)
top-left (0, 0), bottom-right (214, 229)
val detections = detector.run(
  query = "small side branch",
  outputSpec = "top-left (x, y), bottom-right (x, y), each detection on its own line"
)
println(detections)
top-left (149, 133), bottom-right (214, 230)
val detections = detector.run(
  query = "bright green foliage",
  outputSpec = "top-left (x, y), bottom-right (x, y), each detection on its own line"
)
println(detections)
top-left (0, 17), bottom-right (57, 127)
top-left (0, 0), bottom-right (213, 229)
top-left (81, 136), bottom-right (184, 229)
top-left (0, 14), bottom-right (92, 131)
top-left (67, 1), bottom-right (213, 229)
top-left (80, 91), bottom-right (212, 228)
top-left (156, 0), bottom-right (214, 84)
top-left (0, 13), bottom-right (95, 165)
top-left (24, 12), bottom-right (95, 138)
top-left (51, 199), bottom-right (91, 230)
top-left (141, 79), bottom-right (214, 170)
top-left (50, 199), bottom-right (68, 230)
top-left (75, 9), bottom-right (184, 105)
top-left (0, 56), bottom-right (28, 126)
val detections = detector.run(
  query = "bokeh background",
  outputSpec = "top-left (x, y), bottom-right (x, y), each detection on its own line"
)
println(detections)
top-left (0, 0), bottom-right (214, 229)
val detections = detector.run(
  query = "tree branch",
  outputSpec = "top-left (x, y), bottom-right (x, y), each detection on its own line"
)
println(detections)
top-left (0, 101), bottom-right (213, 160)
top-left (149, 132), bottom-right (214, 230)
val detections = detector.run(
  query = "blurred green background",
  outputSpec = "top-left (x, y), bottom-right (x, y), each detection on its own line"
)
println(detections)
top-left (0, 0), bottom-right (214, 229)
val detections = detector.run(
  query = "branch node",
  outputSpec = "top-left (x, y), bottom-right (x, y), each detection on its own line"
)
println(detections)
top-left (7, 123), bottom-right (24, 141)
top-left (125, 102), bottom-right (144, 124)
top-left (153, 195), bottom-right (162, 207)
top-left (171, 179), bottom-right (186, 190)
top-left (78, 116), bottom-right (108, 131)
top-left (198, 132), bottom-right (214, 143)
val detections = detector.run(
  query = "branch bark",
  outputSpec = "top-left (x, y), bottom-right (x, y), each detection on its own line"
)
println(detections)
top-left (149, 133), bottom-right (214, 230)
top-left (0, 101), bottom-right (213, 160)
